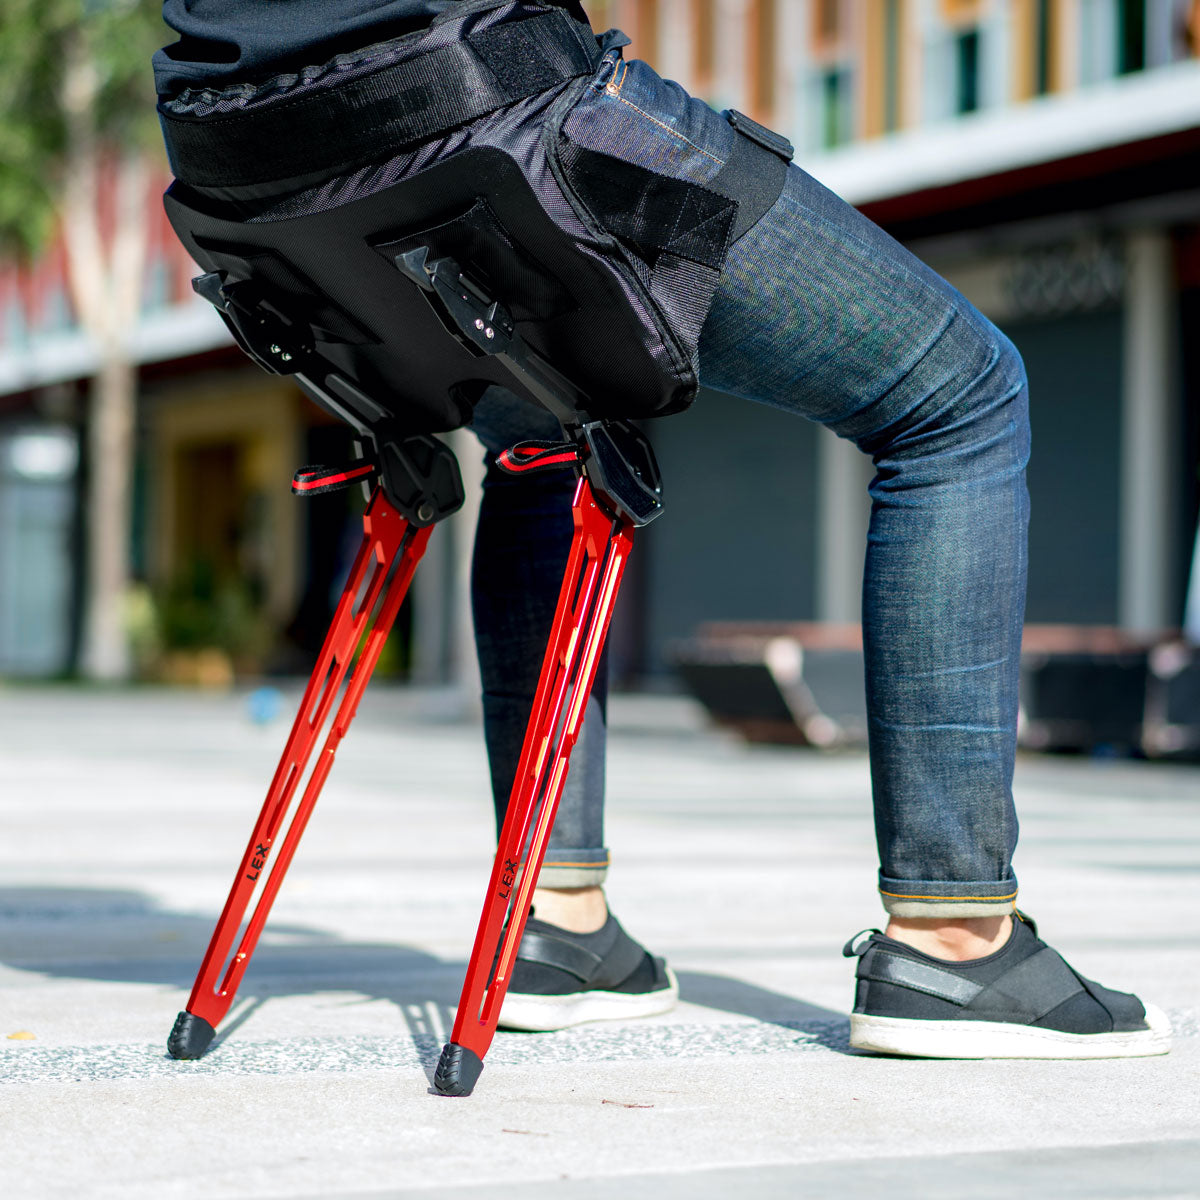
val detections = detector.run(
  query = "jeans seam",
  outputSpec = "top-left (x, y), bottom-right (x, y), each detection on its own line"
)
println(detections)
top-left (879, 888), bottom-right (1019, 901)
top-left (609, 92), bottom-right (725, 166)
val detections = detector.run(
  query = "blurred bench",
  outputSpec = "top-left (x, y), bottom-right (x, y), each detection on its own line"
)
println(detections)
top-left (671, 622), bottom-right (1200, 759)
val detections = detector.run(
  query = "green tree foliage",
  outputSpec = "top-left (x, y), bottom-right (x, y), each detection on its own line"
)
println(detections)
top-left (0, 0), bottom-right (166, 255)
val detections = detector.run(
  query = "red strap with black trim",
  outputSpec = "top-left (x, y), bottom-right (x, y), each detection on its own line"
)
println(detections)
top-left (496, 440), bottom-right (582, 476)
top-left (292, 460), bottom-right (377, 496)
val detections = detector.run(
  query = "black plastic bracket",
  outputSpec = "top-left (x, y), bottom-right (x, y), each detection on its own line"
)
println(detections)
top-left (193, 272), bottom-right (313, 376)
top-left (395, 247), bottom-right (589, 429)
top-left (167, 1010), bottom-right (217, 1060)
top-left (396, 247), bottom-right (665, 529)
top-left (432, 1042), bottom-right (485, 1096)
top-left (377, 432), bottom-right (465, 526)
top-left (580, 419), bottom-right (663, 527)
top-left (192, 269), bottom-right (465, 528)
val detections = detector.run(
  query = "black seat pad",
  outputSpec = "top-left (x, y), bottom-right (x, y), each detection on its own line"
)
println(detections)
top-left (166, 146), bottom-right (682, 435)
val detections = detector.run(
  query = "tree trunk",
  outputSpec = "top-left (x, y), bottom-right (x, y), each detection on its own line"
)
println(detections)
top-left (58, 27), bottom-right (152, 680)
top-left (79, 353), bottom-right (136, 680)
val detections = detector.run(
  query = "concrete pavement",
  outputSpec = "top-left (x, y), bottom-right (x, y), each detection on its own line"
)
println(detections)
top-left (0, 685), bottom-right (1197, 1198)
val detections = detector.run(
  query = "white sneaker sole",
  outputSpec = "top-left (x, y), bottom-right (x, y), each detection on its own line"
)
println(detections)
top-left (498, 967), bottom-right (680, 1032)
top-left (849, 1001), bottom-right (1172, 1059)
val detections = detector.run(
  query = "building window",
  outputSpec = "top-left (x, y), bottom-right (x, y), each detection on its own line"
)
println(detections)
top-left (809, 0), bottom-right (854, 148)
top-left (820, 66), bottom-right (854, 148)
top-left (1118, 0), bottom-right (1147, 72)
top-left (1034, 0), bottom-right (1054, 93)
top-left (955, 27), bottom-right (981, 113)
top-left (1015, 0), bottom-right (1057, 99)
top-left (864, 0), bottom-right (905, 137)
top-left (883, 0), bottom-right (903, 131)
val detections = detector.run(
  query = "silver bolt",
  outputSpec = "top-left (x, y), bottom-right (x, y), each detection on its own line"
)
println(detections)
top-left (485, 327), bottom-right (495, 339)
top-left (474, 318), bottom-right (485, 330)
top-left (280, 352), bottom-right (293, 362)
top-left (417, 502), bottom-right (434, 522)
top-left (269, 344), bottom-right (282, 354)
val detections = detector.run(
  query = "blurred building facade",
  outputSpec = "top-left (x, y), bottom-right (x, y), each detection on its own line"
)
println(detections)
top-left (0, 0), bottom-right (1197, 680)
top-left (0, 195), bottom-right (320, 678)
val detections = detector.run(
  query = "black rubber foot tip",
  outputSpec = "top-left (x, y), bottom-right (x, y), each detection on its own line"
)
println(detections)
top-left (433, 1042), bottom-right (484, 1096)
top-left (167, 1011), bottom-right (216, 1060)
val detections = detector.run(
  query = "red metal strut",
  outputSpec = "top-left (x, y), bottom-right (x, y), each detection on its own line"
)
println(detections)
top-left (168, 426), bottom-right (652, 1092)
top-left (433, 473), bottom-right (635, 1095)
top-left (167, 487), bottom-right (430, 1058)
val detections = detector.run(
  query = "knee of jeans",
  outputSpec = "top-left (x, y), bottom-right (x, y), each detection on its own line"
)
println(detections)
top-left (867, 311), bottom-right (1030, 480)
top-left (988, 327), bottom-right (1031, 467)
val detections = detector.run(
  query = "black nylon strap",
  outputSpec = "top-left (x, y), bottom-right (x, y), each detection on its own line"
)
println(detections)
top-left (161, 10), bottom-right (600, 188)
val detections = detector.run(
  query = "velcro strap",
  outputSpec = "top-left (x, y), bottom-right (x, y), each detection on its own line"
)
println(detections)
top-left (160, 9), bottom-right (600, 188)
top-left (558, 141), bottom-right (737, 270)
top-left (292, 460), bottom-right (377, 496)
top-left (496, 440), bottom-right (582, 475)
top-left (517, 931), bottom-right (603, 984)
top-left (968, 947), bottom-right (1084, 1022)
top-left (860, 952), bottom-right (985, 1007)
top-left (710, 119), bottom-right (790, 243)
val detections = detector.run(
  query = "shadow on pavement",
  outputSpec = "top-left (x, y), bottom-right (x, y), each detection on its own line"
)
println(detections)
top-left (674, 971), bottom-right (850, 1050)
top-left (0, 887), bottom-right (850, 1063)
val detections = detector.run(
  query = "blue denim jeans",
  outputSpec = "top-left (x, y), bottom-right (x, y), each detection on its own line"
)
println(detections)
top-left (471, 52), bottom-right (1031, 916)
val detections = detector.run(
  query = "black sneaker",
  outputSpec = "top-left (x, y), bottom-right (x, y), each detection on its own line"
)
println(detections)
top-left (498, 911), bottom-right (678, 1032)
top-left (845, 913), bottom-right (1171, 1059)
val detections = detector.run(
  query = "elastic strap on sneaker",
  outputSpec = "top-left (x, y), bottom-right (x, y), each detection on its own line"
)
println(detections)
top-left (517, 916), bottom-right (646, 988)
top-left (860, 945), bottom-right (1087, 1021)
top-left (968, 947), bottom-right (1086, 1021)
top-left (517, 931), bottom-right (604, 984)
top-left (860, 955), bottom-right (984, 1006)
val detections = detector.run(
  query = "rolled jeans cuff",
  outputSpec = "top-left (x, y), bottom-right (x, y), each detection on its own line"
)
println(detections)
top-left (537, 850), bottom-right (610, 889)
top-left (878, 875), bottom-right (1018, 918)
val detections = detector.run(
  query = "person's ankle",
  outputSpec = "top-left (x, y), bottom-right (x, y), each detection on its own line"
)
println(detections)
top-left (531, 885), bottom-right (608, 933)
top-left (884, 914), bottom-right (1013, 962)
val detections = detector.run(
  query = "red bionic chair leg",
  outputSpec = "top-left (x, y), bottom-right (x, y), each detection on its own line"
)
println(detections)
top-left (434, 476), bottom-right (635, 1095)
top-left (168, 489), bottom-right (431, 1059)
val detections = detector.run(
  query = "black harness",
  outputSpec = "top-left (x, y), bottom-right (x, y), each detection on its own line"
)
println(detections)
top-left (159, 5), bottom-right (603, 190)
